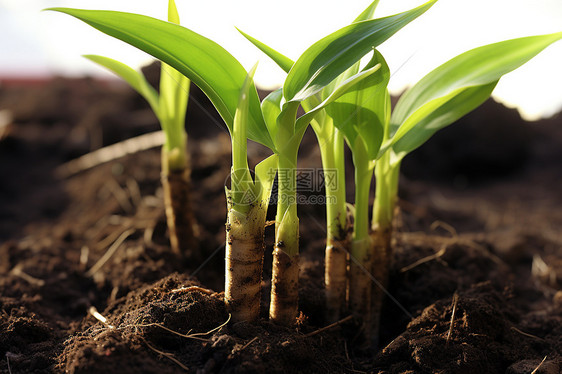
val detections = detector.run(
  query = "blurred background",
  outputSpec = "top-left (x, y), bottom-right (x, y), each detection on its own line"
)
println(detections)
top-left (1, 0), bottom-right (561, 120)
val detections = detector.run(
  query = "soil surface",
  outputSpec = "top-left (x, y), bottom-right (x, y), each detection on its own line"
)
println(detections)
top-left (1, 74), bottom-right (561, 373)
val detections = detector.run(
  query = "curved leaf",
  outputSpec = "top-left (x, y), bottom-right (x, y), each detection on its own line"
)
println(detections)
top-left (388, 32), bottom-right (562, 153)
top-left (84, 54), bottom-right (160, 117)
top-left (391, 82), bottom-right (497, 160)
top-left (354, 0), bottom-right (380, 22)
top-left (326, 50), bottom-right (390, 160)
top-left (47, 8), bottom-right (274, 151)
top-left (236, 28), bottom-right (294, 74)
top-left (283, 0), bottom-right (437, 102)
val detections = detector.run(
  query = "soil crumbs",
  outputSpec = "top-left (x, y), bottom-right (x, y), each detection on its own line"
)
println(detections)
top-left (1, 77), bottom-right (562, 374)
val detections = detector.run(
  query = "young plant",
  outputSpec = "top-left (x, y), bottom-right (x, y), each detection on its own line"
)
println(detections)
top-left (47, 4), bottom-right (388, 325)
top-left (47, 5), bottom-right (277, 322)
top-left (226, 65), bottom-right (278, 322)
top-left (367, 31), bottom-right (562, 341)
top-left (81, 0), bottom-right (197, 257)
top-left (238, 0), bottom-right (434, 322)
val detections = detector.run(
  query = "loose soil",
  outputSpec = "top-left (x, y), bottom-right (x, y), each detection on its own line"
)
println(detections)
top-left (1, 74), bottom-right (561, 373)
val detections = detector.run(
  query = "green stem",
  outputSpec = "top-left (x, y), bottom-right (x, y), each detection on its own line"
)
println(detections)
top-left (349, 141), bottom-right (375, 343)
top-left (270, 103), bottom-right (301, 325)
top-left (372, 152), bottom-right (400, 232)
top-left (317, 124), bottom-right (349, 322)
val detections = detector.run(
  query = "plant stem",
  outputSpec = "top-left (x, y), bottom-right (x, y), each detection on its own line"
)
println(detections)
top-left (160, 61), bottom-right (198, 256)
top-left (224, 199), bottom-right (267, 322)
top-left (349, 143), bottom-right (375, 340)
top-left (270, 141), bottom-right (300, 325)
top-left (317, 125), bottom-right (349, 322)
top-left (369, 151), bottom-right (400, 346)
top-left (161, 140), bottom-right (198, 258)
top-left (224, 70), bottom-right (269, 322)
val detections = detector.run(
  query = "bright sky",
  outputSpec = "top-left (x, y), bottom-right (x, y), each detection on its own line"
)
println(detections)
top-left (1, 0), bottom-right (561, 120)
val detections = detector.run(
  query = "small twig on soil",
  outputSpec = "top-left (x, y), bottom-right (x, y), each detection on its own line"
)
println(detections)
top-left (400, 244), bottom-right (448, 273)
top-left (104, 178), bottom-right (134, 214)
top-left (510, 326), bottom-right (545, 341)
top-left (55, 130), bottom-right (165, 178)
top-left (531, 356), bottom-right (548, 374)
top-left (239, 336), bottom-right (258, 352)
top-left (170, 286), bottom-right (216, 295)
top-left (79, 246), bottom-right (90, 269)
top-left (430, 220), bottom-right (458, 238)
top-left (93, 222), bottom-right (131, 251)
top-left (126, 178), bottom-right (142, 207)
top-left (5, 353), bottom-right (12, 374)
top-left (303, 315), bottom-right (354, 338)
top-left (265, 220), bottom-right (276, 227)
top-left (86, 229), bottom-right (135, 277)
top-left (10, 265), bottom-right (45, 287)
top-left (446, 292), bottom-right (459, 346)
top-left (144, 339), bottom-right (189, 372)
top-left (89, 306), bottom-right (114, 329)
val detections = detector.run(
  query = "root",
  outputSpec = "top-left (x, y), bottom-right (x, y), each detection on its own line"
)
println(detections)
top-left (89, 306), bottom-right (114, 329)
top-left (239, 336), bottom-right (258, 352)
top-left (446, 292), bottom-right (459, 346)
top-left (531, 356), bottom-right (548, 374)
top-left (400, 244), bottom-right (448, 273)
top-left (510, 326), bottom-right (544, 341)
top-left (10, 265), bottom-right (45, 287)
top-left (86, 229), bottom-right (135, 277)
top-left (169, 286), bottom-right (215, 295)
top-left (144, 340), bottom-right (190, 371)
top-left (303, 315), bottom-right (353, 338)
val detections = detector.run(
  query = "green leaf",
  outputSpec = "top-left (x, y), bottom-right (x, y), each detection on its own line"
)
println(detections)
top-left (295, 62), bottom-right (382, 133)
top-left (47, 7), bottom-right (274, 151)
top-left (283, 0), bottom-right (437, 102)
top-left (158, 0), bottom-right (188, 141)
top-left (353, 0), bottom-right (380, 22)
top-left (391, 82), bottom-right (497, 159)
top-left (84, 55), bottom-right (159, 117)
top-left (167, 0), bottom-right (180, 24)
top-left (326, 50), bottom-right (390, 160)
top-left (237, 28), bottom-right (294, 74)
top-left (254, 154), bottom-right (278, 203)
top-left (388, 32), bottom-right (562, 159)
top-left (261, 88), bottom-right (283, 142)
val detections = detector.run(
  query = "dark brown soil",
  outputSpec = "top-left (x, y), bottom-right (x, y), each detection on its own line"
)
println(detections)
top-left (1, 74), bottom-right (561, 373)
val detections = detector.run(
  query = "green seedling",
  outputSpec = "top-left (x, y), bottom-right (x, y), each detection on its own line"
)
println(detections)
top-left (47, 2), bottom-right (397, 325)
top-left (364, 31), bottom-right (562, 343)
top-left (82, 0), bottom-right (197, 257)
top-left (238, 0), bottom-right (434, 322)
top-left (47, 3), bottom-right (276, 322)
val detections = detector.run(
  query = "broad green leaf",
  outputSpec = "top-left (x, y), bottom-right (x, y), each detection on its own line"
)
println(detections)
top-left (326, 50), bottom-right (390, 160)
top-left (283, 0), bottom-right (437, 102)
top-left (237, 28), bottom-right (294, 73)
top-left (295, 62), bottom-right (382, 132)
top-left (391, 82), bottom-right (497, 160)
top-left (388, 32), bottom-right (562, 156)
top-left (84, 55), bottom-right (159, 117)
top-left (236, 0), bottom-right (381, 75)
top-left (47, 8), bottom-right (274, 151)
